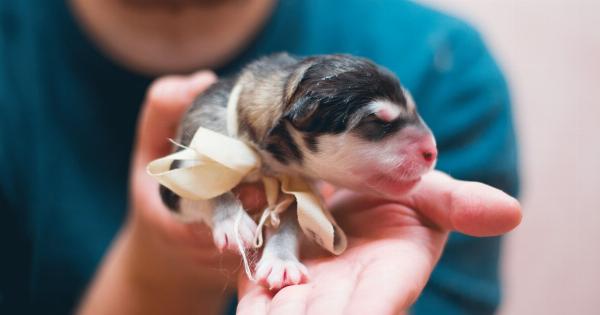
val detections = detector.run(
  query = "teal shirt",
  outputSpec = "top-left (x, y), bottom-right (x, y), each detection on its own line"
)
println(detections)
top-left (0, 1), bottom-right (519, 314)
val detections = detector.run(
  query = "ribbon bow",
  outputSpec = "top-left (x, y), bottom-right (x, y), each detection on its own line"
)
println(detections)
top-left (146, 127), bottom-right (347, 256)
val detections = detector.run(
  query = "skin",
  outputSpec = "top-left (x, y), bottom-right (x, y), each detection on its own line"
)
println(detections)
top-left (238, 175), bottom-right (521, 315)
top-left (70, 0), bottom-right (276, 74)
top-left (78, 72), bottom-right (521, 315)
top-left (72, 2), bottom-right (522, 314)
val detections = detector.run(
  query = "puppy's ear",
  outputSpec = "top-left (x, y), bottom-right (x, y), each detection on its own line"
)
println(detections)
top-left (284, 96), bottom-right (319, 129)
top-left (282, 60), bottom-right (319, 129)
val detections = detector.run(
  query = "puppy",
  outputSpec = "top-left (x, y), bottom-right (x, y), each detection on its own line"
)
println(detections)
top-left (159, 53), bottom-right (437, 289)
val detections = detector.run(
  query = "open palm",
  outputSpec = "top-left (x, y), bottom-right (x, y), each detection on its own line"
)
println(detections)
top-left (237, 171), bottom-right (521, 315)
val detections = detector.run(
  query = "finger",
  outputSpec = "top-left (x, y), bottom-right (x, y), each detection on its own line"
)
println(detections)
top-left (134, 71), bottom-right (217, 164)
top-left (316, 181), bottom-right (337, 201)
top-left (130, 70), bottom-right (216, 204)
top-left (232, 183), bottom-right (267, 214)
top-left (129, 71), bottom-right (217, 248)
top-left (237, 275), bottom-right (271, 315)
top-left (304, 262), bottom-right (355, 315)
top-left (408, 170), bottom-right (522, 236)
top-left (268, 285), bottom-right (310, 315)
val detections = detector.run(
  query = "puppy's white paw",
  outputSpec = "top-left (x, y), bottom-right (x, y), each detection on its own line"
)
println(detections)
top-left (255, 255), bottom-right (309, 290)
top-left (212, 211), bottom-right (257, 252)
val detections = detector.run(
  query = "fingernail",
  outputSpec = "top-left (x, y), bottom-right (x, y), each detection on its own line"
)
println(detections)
top-left (182, 72), bottom-right (217, 101)
top-left (188, 71), bottom-right (217, 87)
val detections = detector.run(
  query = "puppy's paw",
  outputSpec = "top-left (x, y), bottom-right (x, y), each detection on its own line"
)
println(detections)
top-left (255, 255), bottom-right (309, 290)
top-left (212, 211), bottom-right (257, 252)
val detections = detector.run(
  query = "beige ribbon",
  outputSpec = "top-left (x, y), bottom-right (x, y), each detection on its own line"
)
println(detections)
top-left (146, 127), bottom-right (347, 255)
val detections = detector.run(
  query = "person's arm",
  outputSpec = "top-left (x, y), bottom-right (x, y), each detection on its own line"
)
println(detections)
top-left (78, 221), bottom-right (229, 315)
top-left (0, 86), bottom-right (29, 313)
top-left (0, 185), bottom-right (31, 314)
top-left (77, 71), bottom-right (239, 315)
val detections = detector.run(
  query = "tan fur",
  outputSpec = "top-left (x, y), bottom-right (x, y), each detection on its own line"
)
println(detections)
top-left (283, 61), bottom-right (315, 104)
top-left (236, 70), bottom-right (286, 143)
top-left (235, 59), bottom-right (313, 144)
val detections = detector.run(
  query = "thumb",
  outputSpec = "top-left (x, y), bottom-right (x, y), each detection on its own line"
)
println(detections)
top-left (129, 70), bottom-right (216, 232)
top-left (408, 171), bottom-right (522, 236)
top-left (134, 71), bottom-right (217, 165)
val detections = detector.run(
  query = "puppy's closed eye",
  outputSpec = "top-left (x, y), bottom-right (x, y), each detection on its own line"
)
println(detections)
top-left (354, 110), bottom-right (412, 141)
top-left (354, 114), bottom-right (390, 139)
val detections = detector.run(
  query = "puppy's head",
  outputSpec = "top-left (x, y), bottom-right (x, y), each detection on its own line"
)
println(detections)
top-left (265, 55), bottom-right (436, 197)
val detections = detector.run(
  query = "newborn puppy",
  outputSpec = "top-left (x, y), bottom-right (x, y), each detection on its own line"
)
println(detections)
top-left (159, 53), bottom-right (437, 289)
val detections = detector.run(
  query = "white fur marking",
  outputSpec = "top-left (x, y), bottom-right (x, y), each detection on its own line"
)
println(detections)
top-left (370, 100), bottom-right (401, 122)
top-left (402, 87), bottom-right (416, 111)
top-left (226, 83), bottom-right (243, 137)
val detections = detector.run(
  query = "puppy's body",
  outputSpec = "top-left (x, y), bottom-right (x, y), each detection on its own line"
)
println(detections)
top-left (160, 53), bottom-right (437, 289)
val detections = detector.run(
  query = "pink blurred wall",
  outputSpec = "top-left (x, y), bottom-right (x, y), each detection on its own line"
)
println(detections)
top-left (419, 1), bottom-right (600, 314)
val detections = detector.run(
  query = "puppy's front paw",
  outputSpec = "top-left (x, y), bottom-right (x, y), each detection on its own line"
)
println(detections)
top-left (255, 255), bottom-right (309, 290)
top-left (212, 211), bottom-right (257, 252)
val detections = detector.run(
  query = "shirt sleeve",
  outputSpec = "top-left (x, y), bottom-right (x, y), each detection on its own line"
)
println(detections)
top-left (0, 118), bottom-right (29, 314)
top-left (412, 22), bottom-right (520, 315)
top-left (0, 36), bottom-right (32, 311)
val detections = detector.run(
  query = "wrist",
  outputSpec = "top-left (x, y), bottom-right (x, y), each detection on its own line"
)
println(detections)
top-left (127, 217), bottom-right (236, 292)
top-left (78, 219), bottom-right (231, 315)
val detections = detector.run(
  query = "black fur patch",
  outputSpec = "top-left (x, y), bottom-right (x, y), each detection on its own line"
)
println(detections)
top-left (158, 159), bottom-right (182, 212)
top-left (284, 55), bottom-right (416, 141)
top-left (159, 184), bottom-right (180, 212)
top-left (304, 134), bottom-right (319, 152)
top-left (239, 121), bottom-right (259, 144)
top-left (264, 121), bottom-right (303, 165)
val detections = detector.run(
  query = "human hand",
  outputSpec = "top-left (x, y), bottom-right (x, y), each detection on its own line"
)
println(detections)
top-left (80, 71), bottom-right (274, 315)
top-left (237, 171), bottom-right (521, 315)
top-left (130, 70), bottom-right (270, 282)
top-left (90, 71), bottom-right (271, 315)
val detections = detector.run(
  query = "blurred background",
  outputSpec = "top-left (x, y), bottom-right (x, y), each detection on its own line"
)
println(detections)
top-left (420, 0), bottom-right (600, 314)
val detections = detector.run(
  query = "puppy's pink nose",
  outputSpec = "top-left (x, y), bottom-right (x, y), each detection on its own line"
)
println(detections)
top-left (418, 136), bottom-right (437, 164)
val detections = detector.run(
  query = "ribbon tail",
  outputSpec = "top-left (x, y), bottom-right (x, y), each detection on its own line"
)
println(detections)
top-left (280, 175), bottom-right (348, 255)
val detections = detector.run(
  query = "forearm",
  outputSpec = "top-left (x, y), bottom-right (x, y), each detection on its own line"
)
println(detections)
top-left (78, 220), bottom-right (230, 315)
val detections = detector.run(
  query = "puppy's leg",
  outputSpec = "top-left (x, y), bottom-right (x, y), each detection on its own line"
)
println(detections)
top-left (163, 186), bottom-right (257, 252)
top-left (209, 192), bottom-right (257, 252)
top-left (255, 208), bottom-right (309, 290)
top-left (159, 160), bottom-right (257, 251)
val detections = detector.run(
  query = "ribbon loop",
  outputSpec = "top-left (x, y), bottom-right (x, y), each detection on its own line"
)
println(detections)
top-left (147, 127), bottom-right (347, 256)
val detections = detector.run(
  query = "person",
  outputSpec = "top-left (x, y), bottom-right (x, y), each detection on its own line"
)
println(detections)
top-left (0, 0), bottom-right (521, 314)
